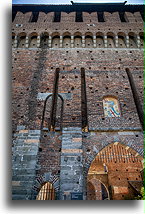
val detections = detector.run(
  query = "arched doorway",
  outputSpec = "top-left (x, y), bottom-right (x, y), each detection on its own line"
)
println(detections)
top-left (87, 142), bottom-right (143, 200)
top-left (36, 182), bottom-right (55, 200)
top-left (87, 161), bottom-right (110, 200)
top-left (87, 179), bottom-right (109, 200)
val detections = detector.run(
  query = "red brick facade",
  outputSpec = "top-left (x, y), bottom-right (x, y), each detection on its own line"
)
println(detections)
top-left (12, 3), bottom-right (144, 200)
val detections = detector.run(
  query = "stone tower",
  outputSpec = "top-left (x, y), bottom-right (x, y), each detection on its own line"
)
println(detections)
top-left (12, 2), bottom-right (144, 200)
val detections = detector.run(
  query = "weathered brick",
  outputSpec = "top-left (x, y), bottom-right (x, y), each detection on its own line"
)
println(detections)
top-left (12, 3), bottom-right (144, 201)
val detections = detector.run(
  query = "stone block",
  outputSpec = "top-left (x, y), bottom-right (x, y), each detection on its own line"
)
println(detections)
top-left (16, 126), bottom-right (26, 131)
top-left (12, 181), bottom-right (21, 186)
top-left (24, 139), bottom-right (40, 143)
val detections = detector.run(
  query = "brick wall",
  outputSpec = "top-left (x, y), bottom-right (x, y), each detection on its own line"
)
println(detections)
top-left (12, 4), bottom-right (144, 200)
top-left (12, 49), bottom-right (143, 132)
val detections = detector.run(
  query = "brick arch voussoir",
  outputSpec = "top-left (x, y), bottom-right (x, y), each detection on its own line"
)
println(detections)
top-left (32, 172), bottom-right (60, 195)
top-left (84, 141), bottom-right (143, 175)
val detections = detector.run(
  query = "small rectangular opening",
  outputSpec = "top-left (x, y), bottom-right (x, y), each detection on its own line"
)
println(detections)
top-left (29, 12), bottom-right (39, 23)
top-left (75, 12), bottom-right (83, 22)
top-left (53, 12), bottom-right (61, 22)
top-left (119, 12), bottom-right (128, 22)
top-left (97, 12), bottom-right (105, 22)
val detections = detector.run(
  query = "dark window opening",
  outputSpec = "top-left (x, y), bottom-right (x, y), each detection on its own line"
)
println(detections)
top-left (12, 12), bottom-right (17, 22)
top-left (39, 147), bottom-right (42, 152)
top-left (76, 12), bottom-right (83, 22)
top-left (97, 12), bottom-right (105, 22)
top-left (53, 12), bottom-right (61, 22)
top-left (129, 35), bottom-right (135, 42)
top-left (20, 36), bottom-right (26, 40)
top-left (81, 68), bottom-right (88, 131)
top-left (29, 12), bottom-right (39, 23)
top-left (31, 36), bottom-right (37, 40)
top-left (119, 12), bottom-right (128, 22)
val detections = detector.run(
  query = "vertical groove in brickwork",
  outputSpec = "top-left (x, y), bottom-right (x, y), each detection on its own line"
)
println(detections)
top-left (50, 68), bottom-right (60, 130)
top-left (28, 49), bottom-right (47, 127)
top-left (81, 68), bottom-right (88, 130)
top-left (125, 68), bottom-right (144, 129)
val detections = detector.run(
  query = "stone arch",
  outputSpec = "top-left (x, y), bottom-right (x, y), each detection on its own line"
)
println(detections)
top-left (103, 95), bottom-right (121, 117)
top-left (139, 32), bottom-right (144, 48)
top-left (29, 32), bottom-right (38, 48)
top-left (96, 32), bottom-right (104, 48)
top-left (74, 31), bottom-right (82, 37)
top-left (51, 32), bottom-right (60, 37)
top-left (86, 142), bottom-right (143, 200)
top-left (17, 32), bottom-right (27, 48)
top-left (32, 173), bottom-right (59, 200)
top-left (74, 32), bottom-right (82, 48)
top-left (89, 142), bottom-right (143, 166)
top-left (85, 32), bottom-right (93, 48)
top-left (118, 32), bottom-right (126, 48)
top-left (84, 141), bottom-right (143, 175)
top-left (12, 32), bottom-right (15, 48)
top-left (62, 32), bottom-right (71, 48)
top-left (128, 32), bottom-right (137, 48)
top-left (107, 32), bottom-right (115, 48)
top-left (62, 31), bottom-right (71, 37)
top-left (40, 32), bottom-right (49, 48)
top-left (50, 31), bottom-right (60, 37)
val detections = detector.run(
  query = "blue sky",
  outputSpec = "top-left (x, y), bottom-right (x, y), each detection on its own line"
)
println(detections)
top-left (12, 0), bottom-right (144, 5)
